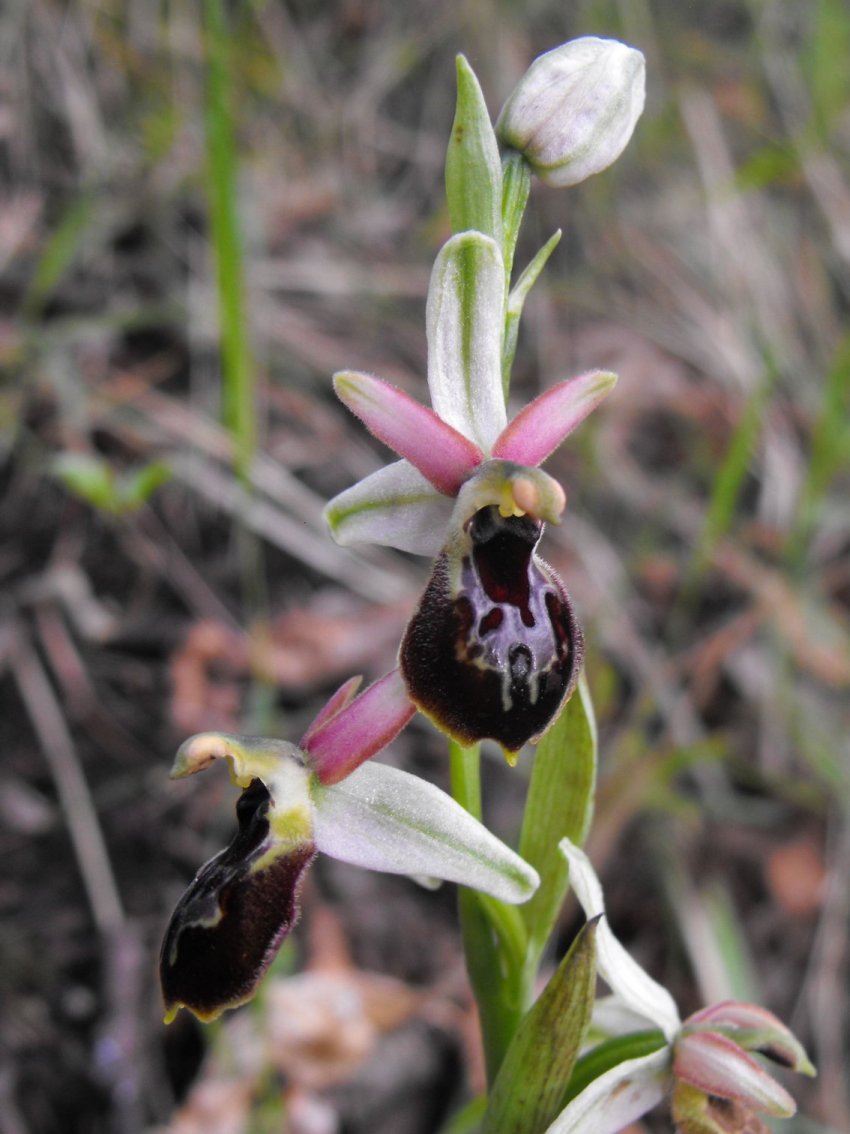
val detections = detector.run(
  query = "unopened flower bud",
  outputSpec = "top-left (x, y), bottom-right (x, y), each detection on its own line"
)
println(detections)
top-left (496, 36), bottom-right (645, 188)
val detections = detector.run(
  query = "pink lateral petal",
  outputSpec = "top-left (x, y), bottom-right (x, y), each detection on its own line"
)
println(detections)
top-left (685, 1000), bottom-right (815, 1075)
top-left (686, 1000), bottom-right (794, 1033)
top-left (305, 667), bottom-right (416, 786)
top-left (334, 371), bottom-right (482, 495)
top-left (674, 1031), bottom-right (796, 1117)
top-left (491, 369), bottom-right (616, 467)
top-left (300, 676), bottom-right (363, 747)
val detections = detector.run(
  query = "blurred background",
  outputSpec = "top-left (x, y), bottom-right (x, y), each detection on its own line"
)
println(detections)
top-left (1, 2), bottom-right (849, 1132)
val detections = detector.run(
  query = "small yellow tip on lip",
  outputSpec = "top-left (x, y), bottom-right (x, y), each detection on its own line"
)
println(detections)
top-left (502, 746), bottom-right (520, 767)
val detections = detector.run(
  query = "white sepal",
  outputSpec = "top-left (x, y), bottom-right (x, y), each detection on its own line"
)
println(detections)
top-left (426, 232), bottom-right (507, 453)
top-left (313, 760), bottom-right (539, 903)
top-left (560, 839), bottom-right (681, 1040)
top-left (544, 1049), bottom-right (670, 1134)
top-left (323, 459), bottom-right (452, 556)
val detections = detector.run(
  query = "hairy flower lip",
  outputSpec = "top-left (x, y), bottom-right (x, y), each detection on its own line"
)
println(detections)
top-left (400, 506), bottom-right (583, 754)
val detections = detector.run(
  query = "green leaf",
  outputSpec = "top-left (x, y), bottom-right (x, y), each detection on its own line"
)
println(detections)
top-left (805, 0), bottom-right (850, 138)
top-left (688, 361), bottom-right (778, 587)
top-left (445, 55), bottom-right (503, 241)
top-left (519, 673), bottom-right (597, 969)
top-left (52, 454), bottom-right (172, 515)
top-left (120, 460), bottom-right (172, 509)
top-left (482, 918), bottom-right (599, 1134)
top-left (52, 453), bottom-right (118, 513)
top-left (23, 193), bottom-right (97, 318)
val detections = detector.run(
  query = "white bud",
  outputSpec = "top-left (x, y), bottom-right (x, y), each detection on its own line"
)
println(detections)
top-left (496, 36), bottom-right (645, 187)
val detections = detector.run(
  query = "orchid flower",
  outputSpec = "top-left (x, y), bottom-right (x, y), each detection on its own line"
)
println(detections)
top-left (547, 840), bottom-right (815, 1134)
top-left (324, 230), bottom-right (616, 755)
top-left (159, 669), bottom-right (539, 1023)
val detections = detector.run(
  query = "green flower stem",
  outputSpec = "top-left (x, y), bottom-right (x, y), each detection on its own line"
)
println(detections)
top-left (457, 888), bottom-right (525, 1087)
top-left (450, 740), bottom-right (525, 1084)
top-left (499, 150), bottom-right (532, 396)
top-left (449, 738), bottom-right (483, 820)
top-left (500, 152), bottom-right (532, 286)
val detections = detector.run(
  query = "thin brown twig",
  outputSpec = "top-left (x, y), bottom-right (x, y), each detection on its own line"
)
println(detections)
top-left (11, 622), bottom-right (124, 937)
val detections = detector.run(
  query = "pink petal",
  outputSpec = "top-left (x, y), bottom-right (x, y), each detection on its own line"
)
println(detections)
top-left (685, 1001), bottom-right (815, 1075)
top-left (674, 1031), bottom-right (796, 1117)
top-left (305, 667), bottom-right (416, 786)
top-left (300, 676), bottom-right (363, 746)
top-left (334, 371), bottom-right (482, 495)
top-left (491, 369), bottom-right (616, 467)
top-left (686, 1000), bottom-right (787, 1033)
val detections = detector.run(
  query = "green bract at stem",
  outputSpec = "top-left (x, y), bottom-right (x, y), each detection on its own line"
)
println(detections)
top-left (519, 674), bottom-right (597, 980)
top-left (502, 229), bottom-right (562, 394)
top-left (446, 55), bottom-right (503, 241)
top-left (482, 918), bottom-right (599, 1134)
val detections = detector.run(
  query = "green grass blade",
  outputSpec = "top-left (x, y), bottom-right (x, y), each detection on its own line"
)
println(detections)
top-left (787, 331), bottom-right (850, 568)
top-left (23, 193), bottom-right (96, 318)
top-left (688, 362), bottom-right (778, 585)
top-left (204, 0), bottom-right (255, 483)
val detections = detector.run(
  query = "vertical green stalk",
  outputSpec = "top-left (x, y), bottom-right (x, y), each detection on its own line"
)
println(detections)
top-left (499, 151), bottom-right (532, 397)
top-left (449, 738), bottom-right (483, 819)
top-left (500, 152), bottom-right (532, 289)
top-left (203, 0), bottom-right (271, 723)
top-left (204, 0), bottom-right (255, 483)
top-left (450, 740), bottom-right (526, 1085)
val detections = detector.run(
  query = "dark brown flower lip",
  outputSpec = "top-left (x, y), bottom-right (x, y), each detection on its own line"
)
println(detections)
top-left (400, 508), bottom-right (583, 753)
top-left (160, 779), bottom-right (316, 1023)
